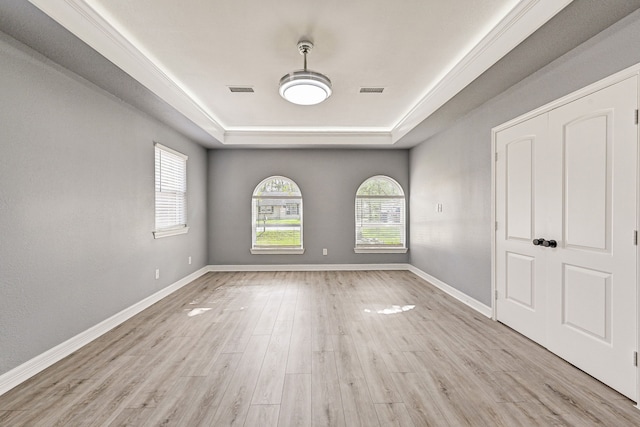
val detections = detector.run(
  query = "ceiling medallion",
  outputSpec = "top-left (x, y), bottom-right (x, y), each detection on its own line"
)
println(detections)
top-left (279, 40), bottom-right (332, 105)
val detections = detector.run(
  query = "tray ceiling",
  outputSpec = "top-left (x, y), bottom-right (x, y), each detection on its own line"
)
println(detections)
top-left (28, 0), bottom-right (573, 147)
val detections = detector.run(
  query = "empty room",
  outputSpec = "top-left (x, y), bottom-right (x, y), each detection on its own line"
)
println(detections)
top-left (2, 0), bottom-right (640, 425)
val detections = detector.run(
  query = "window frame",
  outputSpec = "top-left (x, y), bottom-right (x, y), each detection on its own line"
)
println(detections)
top-left (354, 175), bottom-right (408, 254)
top-left (153, 142), bottom-right (189, 239)
top-left (250, 175), bottom-right (304, 255)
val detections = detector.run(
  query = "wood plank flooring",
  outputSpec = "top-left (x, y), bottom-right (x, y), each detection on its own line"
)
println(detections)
top-left (1, 270), bottom-right (639, 426)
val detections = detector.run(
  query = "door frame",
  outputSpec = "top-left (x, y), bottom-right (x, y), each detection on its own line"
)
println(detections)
top-left (491, 62), bottom-right (640, 406)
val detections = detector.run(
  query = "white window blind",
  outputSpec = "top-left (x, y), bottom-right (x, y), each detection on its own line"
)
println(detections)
top-left (251, 176), bottom-right (303, 254)
top-left (355, 175), bottom-right (406, 251)
top-left (154, 143), bottom-right (188, 238)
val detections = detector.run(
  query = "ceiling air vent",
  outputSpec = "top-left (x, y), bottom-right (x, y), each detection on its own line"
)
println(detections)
top-left (359, 87), bottom-right (384, 93)
top-left (228, 87), bottom-right (254, 93)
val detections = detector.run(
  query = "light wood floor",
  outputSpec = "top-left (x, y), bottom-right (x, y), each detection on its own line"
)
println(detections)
top-left (1, 270), bottom-right (639, 426)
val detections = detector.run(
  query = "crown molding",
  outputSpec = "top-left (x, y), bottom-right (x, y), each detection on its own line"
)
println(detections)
top-left (27, 0), bottom-right (226, 142)
top-left (224, 130), bottom-right (393, 146)
top-left (28, 0), bottom-right (572, 147)
top-left (391, 0), bottom-right (574, 143)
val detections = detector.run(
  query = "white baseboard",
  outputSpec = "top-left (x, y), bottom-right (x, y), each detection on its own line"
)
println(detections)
top-left (0, 262), bottom-right (491, 397)
top-left (207, 263), bottom-right (412, 272)
top-left (210, 263), bottom-right (492, 318)
top-left (407, 265), bottom-right (492, 318)
top-left (0, 266), bottom-right (209, 397)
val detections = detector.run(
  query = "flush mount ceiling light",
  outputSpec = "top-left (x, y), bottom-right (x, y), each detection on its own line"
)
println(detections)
top-left (279, 41), bottom-right (332, 106)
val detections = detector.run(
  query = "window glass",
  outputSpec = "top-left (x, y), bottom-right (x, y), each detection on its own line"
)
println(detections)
top-left (154, 143), bottom-right (188, 238)
top-left (355, 175), bottom-right (406, 251)
top-left (252, 176), bottom-right (303, 251)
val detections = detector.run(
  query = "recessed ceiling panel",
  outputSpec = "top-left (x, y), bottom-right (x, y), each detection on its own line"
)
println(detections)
top-left (84, 0), bottom-right (517, 128)
top-left (29, 0), bottom-right (573, 145)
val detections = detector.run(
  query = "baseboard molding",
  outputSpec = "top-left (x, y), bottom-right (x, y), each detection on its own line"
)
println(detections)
top-left (0, 266), bottom-right (209, 397)
top-left (207, 263), bottom-right (412, 272)
top-left (1, 262), bottom-right (491, 397)
top-left (407, 265), bottom-right (492, 318)
top-left (209, 263), bottom-right (492, 318)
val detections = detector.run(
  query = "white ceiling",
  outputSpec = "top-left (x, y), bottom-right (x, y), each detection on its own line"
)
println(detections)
top-left (27, 0), bottom-right (573, 148)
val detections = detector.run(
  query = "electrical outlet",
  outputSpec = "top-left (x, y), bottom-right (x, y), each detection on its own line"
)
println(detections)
top-left (323, 248), bottom-right (328, 256)
top-left (155, 269), bottom-right (160, 280)
top-left (188, 256), bottom-right (192, 265)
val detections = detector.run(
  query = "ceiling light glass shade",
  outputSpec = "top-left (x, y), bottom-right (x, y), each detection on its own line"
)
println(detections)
top-left (279, 70), bottom-right (332, 105)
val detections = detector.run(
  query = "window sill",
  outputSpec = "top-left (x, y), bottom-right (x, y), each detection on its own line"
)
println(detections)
top-left (153, 226), bottom-right (189, 239)
top-left (354, 247), bottom-right (408, 254)
top-left (250, 248), bottom-right (305, 255)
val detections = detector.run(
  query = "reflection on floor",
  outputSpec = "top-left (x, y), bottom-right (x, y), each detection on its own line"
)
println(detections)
top-left (0, 270), bottom-right (638, 426)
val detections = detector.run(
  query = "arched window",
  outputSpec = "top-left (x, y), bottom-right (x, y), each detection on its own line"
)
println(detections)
top-left (251, 176), bottom-right (304, 254)
top-left (355, 175), bottom-right (407, 253)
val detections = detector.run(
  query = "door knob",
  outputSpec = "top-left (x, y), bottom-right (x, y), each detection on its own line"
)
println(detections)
top-left (533, 238), bottom-right (546, 246)
top-left (542, 239), bottom-right (557, 248)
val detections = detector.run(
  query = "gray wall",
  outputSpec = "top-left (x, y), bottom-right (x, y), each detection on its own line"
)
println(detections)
top-left (409, 9), bottom-right (640, 306)
top-left (208, 149), bottom-right (409, 265)
top-left (0, 33), bottom-right (208, 375)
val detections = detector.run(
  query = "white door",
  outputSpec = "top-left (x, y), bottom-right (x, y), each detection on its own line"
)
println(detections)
top-left (495, 76), bottom-right (638, 401)
top-left (495, 114), bottom-right (549, 345)
top-left (545, 77), bottom-right (638, 400)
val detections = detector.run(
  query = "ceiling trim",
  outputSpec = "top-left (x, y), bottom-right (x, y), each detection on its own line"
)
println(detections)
top-left (27, 0), bottom-right (226, 142)
top-left (391, 0), bottom-right (573, 143)
top-left (224, 126), bottom-right (390, 133)
top-left (28, 0), bottom-right (573, 147)
top-left (224, 130), bottom-right (393, 146)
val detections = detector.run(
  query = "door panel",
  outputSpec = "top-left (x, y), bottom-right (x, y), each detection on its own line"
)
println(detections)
top-left (564, 112), bottom-right (611, 251)
top-left (562, 264), bottom-right (610, 343)
top-left (506, 138), bottom-right (534, 240)
top-left (496, 76), bottom-right (637, 401)
top-left (547, 77), bottom-right (637, 400)
top-left (506, 252), bottom-right (535, 308)
top-left (496, 114), bottom-right (548, 345)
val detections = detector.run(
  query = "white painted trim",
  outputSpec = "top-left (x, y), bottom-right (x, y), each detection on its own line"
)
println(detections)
top-left (407, 265), bottom-right (493, 318)
top-left (154, 142), bottom-right (188, 160)
top-left (0, 267), bottom-right (209, 397)
top-left (493, 63), bottom-right (640, 133)
top-left (0, 262), bottom-right (493, 397)
top-left (250, 248), bottom-right (305, 255)
top-left (637, 73), bottom-right (640, 410)
top-left (27, 0), bottom-right (225, 142)
top-left (491, 129), bottom-right (498, 320)
top-left (153, 226), bottom-right (189, 239)
top-left (392, 0), bottom-right (574, 143)
top-left (224, 130), bottom-right (393, 146)
top-left (206, 263), bottom-right (495, 320)
top-left (492, 64), bottom-right (640, 403)
top-left (491, 64), bottom-right (640, 313)
top-left (491, 62), bottom-right (640, 321)
top-left (207, 263), bottom-right (411, 272)
top-left (27, 0), bottom-right (570, 147)
top-left (354, 248), bottom-right (408, 254)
